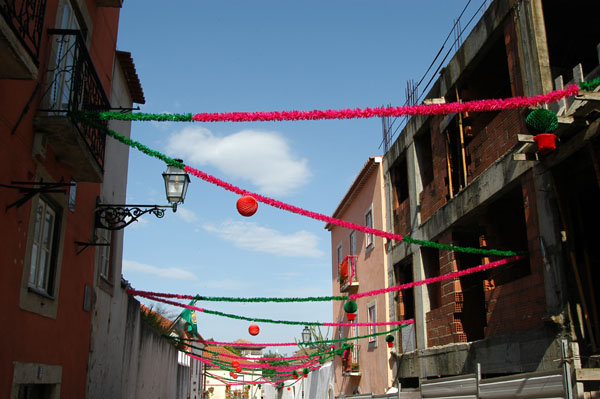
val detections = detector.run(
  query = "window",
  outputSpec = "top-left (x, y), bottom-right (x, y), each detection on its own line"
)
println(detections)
top-left (336, 243), bottom-right (342, 279)
top-left (367, 301), bottom-right (377, 344)
top-left (349, 231), bottom-right (356, 256)
top-left (95, 228), bottom-right (112, 281)
top-left (28, 197), bottom-right (59, 295)
top-left (50, 1), bottom-right (83, 110)
top-left (11, 362), bottom-right (61, 399)
top-left (364, 207), bottom-right (374, 248)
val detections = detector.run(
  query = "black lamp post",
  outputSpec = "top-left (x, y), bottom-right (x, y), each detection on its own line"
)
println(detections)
top-left (95, 160), bottom-right (190, 230)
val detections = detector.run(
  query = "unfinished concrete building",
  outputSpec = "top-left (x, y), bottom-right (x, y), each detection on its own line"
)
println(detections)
top-left (384, 0), bottom-right (600, 397)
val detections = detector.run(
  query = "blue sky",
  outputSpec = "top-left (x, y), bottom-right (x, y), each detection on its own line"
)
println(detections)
top-left (115, 1), bottom-right (489, 352)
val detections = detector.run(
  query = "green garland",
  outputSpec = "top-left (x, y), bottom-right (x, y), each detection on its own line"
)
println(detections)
top-left (95, 111), bottom-right (193, 122)
top-left (72, 112), bottom-right (185, 169)
top-left (580, 77), bottom-right (600, 91)
top-left (73, 113), bottom-right (523, 258)
top-left (402, 236), bottom-right (526, 256)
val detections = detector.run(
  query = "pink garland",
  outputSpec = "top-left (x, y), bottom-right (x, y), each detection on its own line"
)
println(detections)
top-left (185, 165), bottom-right (407, 241)
top-left (349, 255), bottom-right (523, 299)
top-left (191, 85), bottom-right (578, 122)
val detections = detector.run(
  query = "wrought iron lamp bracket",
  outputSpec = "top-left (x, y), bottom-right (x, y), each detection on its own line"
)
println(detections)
top-left (95, 203), bottom-right (174, 230)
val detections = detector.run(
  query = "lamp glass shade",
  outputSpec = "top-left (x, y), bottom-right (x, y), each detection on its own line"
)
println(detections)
top-left (301, 326), bottom-right (311, 343)
top-left (162, 164), bottom-right (190, 204)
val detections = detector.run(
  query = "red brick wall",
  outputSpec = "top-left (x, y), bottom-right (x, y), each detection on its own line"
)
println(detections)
top-left (419, 115), bottom-right (450, 223)
top-left (394, 198), bottom-right (411, 237)
top-left (426, 232), bottom-right (468, 346)
top-left (425, 172), bottom-right (547, 347)
top-left (484, 170), bottom-right (546, 336)
top-left (419, 17), bottom-right (527, 225)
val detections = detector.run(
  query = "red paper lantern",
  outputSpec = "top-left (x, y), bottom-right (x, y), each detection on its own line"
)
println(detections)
top-left (347, 312), bottom-right (356, 321)
top-left (249, 324), bottom-right (260, 336)
top-left (232, 373), bottom-right (238, 379)
top-left (237, 195), bottom-right (258, 217)
top-left (287, 387), bottom-right (291, 391)
top-left (232, 360), bottom-right (240, 368)
top-left (235, 367), bottom-right (242, 373)
top-left (387, 341), bottom-right (394, 348)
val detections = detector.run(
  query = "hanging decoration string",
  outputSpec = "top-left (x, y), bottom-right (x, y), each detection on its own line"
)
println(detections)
top-left (170, 336), bottom-right (350, 368)
top-left (349, 255), bottom-right (524, 300)
top-left (90, 84), bottom-right (580, 123)
top-left (579, 76), bottom-right (600, 91)
top-left (126, 289), bottom-right (346, 303)
top-left (140, 292), bottom-right (413, 327)
top-left (73, 112), bottom-right (521, 258)
top-left (127, 255), bottom-right (523, 304)
top-left (176, 325), bottom-right (406, 348)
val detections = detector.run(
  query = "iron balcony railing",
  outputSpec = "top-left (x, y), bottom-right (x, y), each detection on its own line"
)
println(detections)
top-left (39, 28), bottom-right (110, 171)
top-left (0, 0), bottom-right (46, 65)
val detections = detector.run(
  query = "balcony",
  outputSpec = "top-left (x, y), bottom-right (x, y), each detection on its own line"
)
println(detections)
top-left (339, 255), bottom-right (359, 292)
top-left (342, 344), bottom-right (361, 377)
top-left (0, 0), bottom-right (46, 78)
top-left (35, 29), bottom-right (110, 182)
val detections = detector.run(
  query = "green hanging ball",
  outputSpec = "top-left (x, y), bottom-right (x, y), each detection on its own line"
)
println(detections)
top-left (385, 334), bottom-right (395, 343)
top-left (344, 300), bottom-right (358, 313)
top-left (303, 367), bottom-right (310, 375)
top-left (525, 109), bottom-right (558, 135)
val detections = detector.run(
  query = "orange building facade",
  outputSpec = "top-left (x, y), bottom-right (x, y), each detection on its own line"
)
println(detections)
top-left (326, 157), bottom-right (394, 396)
top-left (0, 0), bottom-right (125, 397)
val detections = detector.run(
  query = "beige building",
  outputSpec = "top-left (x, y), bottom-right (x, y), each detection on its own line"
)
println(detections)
top-left (326, 156), bottom-right (393, 396)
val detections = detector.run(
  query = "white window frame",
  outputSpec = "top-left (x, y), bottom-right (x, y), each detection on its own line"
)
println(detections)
top-left (335, 242), bottom-right (343, 279)
top-left (364, 205), bottom-right (374, 249)
top-left (349, 230), bottom-right (356, 256)
top-left (28, 197), bottom-right (57, 294)
top-left (367, 300), bottom-right (377, 345)
top-left (95, 228), bottom-right (112, 281)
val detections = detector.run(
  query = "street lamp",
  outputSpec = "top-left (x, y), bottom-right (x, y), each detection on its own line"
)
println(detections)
top-left (162, 161), bottom-right (190, 211)
top-left (302, 326), bottom-right (312, 345)
top-left (95, 160), bottom-right (190, 230)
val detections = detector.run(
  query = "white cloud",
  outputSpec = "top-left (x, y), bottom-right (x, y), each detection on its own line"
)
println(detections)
top-left (123, 260), bottom-right (197, 280)
top-left (203, 220), bottom-right (323, 258)
top-left (175, 207), bottom-right (198, 223)
top-left (165, 126), bottom-right (311, 196)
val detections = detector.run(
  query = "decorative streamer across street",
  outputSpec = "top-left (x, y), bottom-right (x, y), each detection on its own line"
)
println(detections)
top-left (141, 292), bottom-right (413, 327)
top-left (74, 112), bottom-right (521, 258)
top-left (173, 325), bottom-right (406, 348)
top-left (128, 255), bottom-right (523, 305)
top-left (91, 84), bottom-right (582, 123)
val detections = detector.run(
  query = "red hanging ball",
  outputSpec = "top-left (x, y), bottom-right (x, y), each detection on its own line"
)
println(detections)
top-left (232, 360), bottom-right (240, 368)
top-left (387, 341), bottom-right (394, 348)
top-left (248, 324), bottom-right (260, 336)
top-left (287, 387), bottom-right (291, 391)
top-left (235, 367), bottom-right (242, 373)
top-left (237, 195), bottom-right (258, 217)
top-left (347, 312), bottom-right (356, 321)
